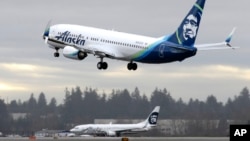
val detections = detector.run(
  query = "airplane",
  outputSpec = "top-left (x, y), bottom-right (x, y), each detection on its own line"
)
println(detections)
top-left (70, 106), bottom-right (160, 137)
top-left (42, 0), bottom-right (238, 71)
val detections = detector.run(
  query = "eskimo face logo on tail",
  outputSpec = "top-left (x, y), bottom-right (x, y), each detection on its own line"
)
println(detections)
top-left (55, 31), bottom-right (85, 46)
top-left (179, 12), bottom-right (201, 46)
top-left (148, 112), bottom-right (159, 125)
top-left (183, 14), bottom-right (198, 40)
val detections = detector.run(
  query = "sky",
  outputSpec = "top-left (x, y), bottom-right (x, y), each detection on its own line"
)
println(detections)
top-left (0, 0), bottom-right (249, 104)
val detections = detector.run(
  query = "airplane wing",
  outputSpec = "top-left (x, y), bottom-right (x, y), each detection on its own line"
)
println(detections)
top-left (195, 28), bottom-right (239, 50)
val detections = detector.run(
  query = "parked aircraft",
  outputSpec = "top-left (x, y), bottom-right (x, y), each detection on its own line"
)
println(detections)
top-left (43, 0), bottom-right (237, 71)
top-left (70, 106), bottom-right (160, 137)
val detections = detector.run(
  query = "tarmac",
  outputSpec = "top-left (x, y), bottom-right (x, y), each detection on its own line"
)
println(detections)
top-left (0, 137), bottom-right (229, 141)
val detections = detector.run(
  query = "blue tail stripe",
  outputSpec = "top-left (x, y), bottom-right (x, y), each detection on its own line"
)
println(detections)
top-left (133, 39), bottom-right (165, 61)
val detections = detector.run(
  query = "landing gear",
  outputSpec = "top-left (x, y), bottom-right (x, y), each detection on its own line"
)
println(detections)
top-left (97, 58), bottom-right (108, 70)
top-left (54, 52), bottom-right (59, 57)
top-left (54, 48), bottom-right (60, 57)
top-left (97, 62), bottom-right (108, 70)
top-left (127, 62), bottom-right (137, 71)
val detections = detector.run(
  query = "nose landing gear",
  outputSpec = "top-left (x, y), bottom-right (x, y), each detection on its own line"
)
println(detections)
top-left (54, 48), bottom-right (60, 57)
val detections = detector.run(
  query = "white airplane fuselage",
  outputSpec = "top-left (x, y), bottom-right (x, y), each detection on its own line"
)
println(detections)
top-left (47, 24), bottom-right (158, 62)
top-left (72, 123), bottom-right (150, 133)
top-left (43, 0), bottom-right (237, 70)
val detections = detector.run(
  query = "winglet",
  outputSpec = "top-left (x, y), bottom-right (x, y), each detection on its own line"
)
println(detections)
top-left (225, 27), bottom-right (237, 47)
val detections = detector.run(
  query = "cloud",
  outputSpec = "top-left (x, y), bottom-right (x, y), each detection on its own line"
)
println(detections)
top-left (2, 63), bottom-right (37, 71)
top-left (0, 63), bottom-right (63, 78)
top-left (0, 82), bottom-right (27, 91)
top-left (158, 65), bottom-right (250, 80)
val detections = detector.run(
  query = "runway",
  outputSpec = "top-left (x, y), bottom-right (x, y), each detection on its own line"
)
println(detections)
top-left (0, 137), bottom-right (229, 141)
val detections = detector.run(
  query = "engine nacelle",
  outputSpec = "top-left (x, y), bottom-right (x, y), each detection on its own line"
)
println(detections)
top-left (106, 130), bottom-right (116, 137)
top-left (63, 46), bottom-right (87, 60)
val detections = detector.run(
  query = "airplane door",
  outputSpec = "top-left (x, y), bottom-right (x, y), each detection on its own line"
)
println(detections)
top-left (159, 44), bottom-right (166, 58)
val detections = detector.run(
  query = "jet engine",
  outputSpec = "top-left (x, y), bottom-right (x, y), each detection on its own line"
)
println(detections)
top-left (106, 130), bottom-right (116, 137)
top-left (63, 46), bottom-right (87, 60)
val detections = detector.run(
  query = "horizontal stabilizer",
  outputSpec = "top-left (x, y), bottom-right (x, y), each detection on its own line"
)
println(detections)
top-left (195, 27), bottom-right (239, 50)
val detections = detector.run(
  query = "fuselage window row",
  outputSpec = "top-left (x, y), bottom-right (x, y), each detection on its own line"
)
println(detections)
top-left (98, 39), bottom-right (146, 49)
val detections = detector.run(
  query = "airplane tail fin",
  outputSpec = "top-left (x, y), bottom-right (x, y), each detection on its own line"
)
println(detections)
top-left (140, 106), bottom-right (160, 128)
top-left (166, 0), bottom-right (206, 46)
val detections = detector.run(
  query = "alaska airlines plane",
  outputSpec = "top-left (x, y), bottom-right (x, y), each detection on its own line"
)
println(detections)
top-left (43, 0), bottom-right (237, 71)
top-left (70, 106), bottom-right (160, 137)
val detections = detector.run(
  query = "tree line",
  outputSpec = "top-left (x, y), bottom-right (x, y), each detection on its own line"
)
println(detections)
top-left (0, 86), bottom-right (250, 136)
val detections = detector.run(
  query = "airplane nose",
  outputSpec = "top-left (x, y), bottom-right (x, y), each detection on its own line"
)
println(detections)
top-left (42, 21), bottom-right (51, 40)
top-left (43, 27), bottom-right (50, 39)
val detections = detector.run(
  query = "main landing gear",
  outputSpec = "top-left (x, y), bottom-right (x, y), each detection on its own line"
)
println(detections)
top-left (127, 61), bottom-right (137, 71)
top-left (54, 48), bottom-right (60, 57)
top-left (96, 59), bottom-right (137, 71)
top-left (97, 58), bottom-right (108, 70)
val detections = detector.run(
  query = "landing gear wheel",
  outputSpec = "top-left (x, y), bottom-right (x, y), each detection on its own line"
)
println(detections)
top-left (54, 48), bottom-right (60, 57)
top-left (127, 63), bottom-right (132, 70)
top-left (102, 62), bottom-right (108, 70)
top-left (97, 62), bottom-right (108, 70)
top-left (54, 52), bottom-right (59, 57)
top-left (127, 62), bottom-right (137, 71)
top-left (132, 63), bottom-right (137, 70)
top-left (97, 62), bottom-right (102, 70)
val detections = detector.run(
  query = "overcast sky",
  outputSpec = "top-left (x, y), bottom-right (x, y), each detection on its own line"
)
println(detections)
top-left (0, 0), bottom-right (249, 104)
